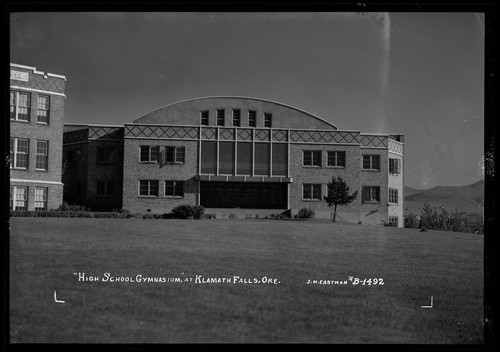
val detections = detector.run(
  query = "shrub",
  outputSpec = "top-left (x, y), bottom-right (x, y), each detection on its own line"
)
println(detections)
top-left (404, 212), bottom-right (420, 229)
top-left (264, 213), bottom-right (287, 220)
top-left (56, 202), bottom-right (89, 212)
top-left (202, 213), bottom-right (216, 219)
top-left (297, 207), bottom-right (315, 219)
top-left (171, 205), bottom-right (205, 219)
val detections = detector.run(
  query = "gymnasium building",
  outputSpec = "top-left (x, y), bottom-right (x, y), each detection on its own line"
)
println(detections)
top-left (10, 63), bottom-right (66, 211)
top-left (62, 97), bottom-right (404, 227)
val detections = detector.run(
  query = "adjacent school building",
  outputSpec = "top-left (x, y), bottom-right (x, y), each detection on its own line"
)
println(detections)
top-left (9, 63), bottom-right (66, 211)
top-left (62, 96), bottom-right (404, 226)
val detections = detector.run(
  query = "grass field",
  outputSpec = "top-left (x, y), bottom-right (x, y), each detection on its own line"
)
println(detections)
top-left (9, 217), bottom-right (484, 343)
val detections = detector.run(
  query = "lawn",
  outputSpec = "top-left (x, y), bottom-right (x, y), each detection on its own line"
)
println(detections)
top-left (9, 217), bottom-right (484, 343)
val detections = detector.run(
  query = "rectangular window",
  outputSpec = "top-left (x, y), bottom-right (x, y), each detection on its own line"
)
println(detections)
top-left (303, 184), bottom-right (322, 200)
top-left (264, 113), bottom-right (272, 128)
top-left (327, 151), bottom-right (346, 167)
top-left (165, 181), bottom-right (184, 197)
top-left (37, 96), bottom-right (50, 124)
top-left (254, 143), bottom-right (270, 176)
top-left (201, 141), bottom-right (217, 174)
top-left (97, 145), bottom-right (117, 164)
top-left (200, 110), bottom-right (209, 126)
top-left (362, 186), bottom-right (380, 203)
top-left (165, 146), bottom-right (185, 164)
top-left (219, 142), bottom-right (235, 175)
top-left (389, 188), bottom-right (398, 204)
top-left (140, 146), bottom-right (159, 162)
top-left (97, 181), bottom-right (115, 197)
top-left (36, 140), bottom-right (48, 170)
top-left (217, 109), bottom-right (225, 126)
top-left (12, 186), bottom-right (28, 210)
top-left (10, 91), bottom-right (31, 121)
top-left (10, 138), bottom-right (29, 169)
top-left (139, 180), bottom-right (159, 197)
top-left (303, 150), bottom-right (321, 167)
top-left (9, 187), bottom-right (13, 210)
top-left (272, 143), bottom-right (288, 176)
top-left (236, 142), bottom-right (252, 175)
top-left (34, 187), bottom-right (48, 210)
top-left (389, 158), bottom-right (401, 174)
top-left (233, 109), bottom-right (241, 127)
top-left (362, 155), bottom-right (380, 170)
top-left (388, 216), bottom-right (399, 227)
top-left (248, 110), bottom-right (257, 127)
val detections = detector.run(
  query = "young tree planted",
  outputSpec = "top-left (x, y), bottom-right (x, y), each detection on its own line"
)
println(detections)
top-left (324, 175), bottom-right (358, 222)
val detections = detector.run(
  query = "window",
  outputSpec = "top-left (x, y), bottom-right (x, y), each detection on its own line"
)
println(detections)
top-left (10, 91), bottom-right (30, 121)
top-left (303, 184), bottom-right (322, 200)
top-left (34, 187), bottom-right (48, 210)
top-left (165, 146), bottom-right (185, 164)
top-left (139, 180), bottom-right (159, 197)
top-left (201, 110), bottom-right (209, 126)
top-left (11, 186), bottom-right (28, 210)
top-left (165, 181), bottom-right (184, 197)
top-left (37, 96), bottom-right (50, 124)
top-left (272, 143), bottom-right (288, 176)
top-left (388, 216), bottom-right (399, 227)
top-left (219, 142), bottom-right (235, 175)
top-left (327, 151), bottom-right (346, 167)
top-left (362, 155), bottom-right (380, 170)
top-left (97, 145), bottom-right (117, 164)
top-left (217, 109), bottom-right (225, 126)
top-left (35, 140), bottom-right (48, 170)
top-left (10, 138), bottom-right (29, 169)
top-left (264, 113), bottom-right (272, 128)
top-left (303, 150), bottom-right (321, 167)
top-left (237, 142), bottom-right (252, 175)
top-left (389, 188), bottom-right (398, 204)
top-left (362, 186), bottom-right (380, 203)
top-left (254, 143), bottom-right (270, 176)
top-left (389, 158), bottom-right (401, 174)
top-left (233, 109), bottom-right (241, 127)
top-left (140, 146), bottom-right (160, 162)
top-left (248, 110), bottom-right (257, 127)
top-left (96, 181), bottom-right (115, 197)
top-left (201, 141), bottom-right (217, 174)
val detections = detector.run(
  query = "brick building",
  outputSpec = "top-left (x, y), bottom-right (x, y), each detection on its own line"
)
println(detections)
top-left (63, 97), bottom-right (404, 226)
top-left (10, 63), bottom-right (66, 211)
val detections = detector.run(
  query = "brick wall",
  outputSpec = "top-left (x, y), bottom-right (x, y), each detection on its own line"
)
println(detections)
top-left (122, 138), bottom-right (198, 213)
top-left (359, 148), bottom-right (389, 226)
top-left (62, 142), bottom-right (89, 206)
top-left (388, 152), bottom-right (404, 227)
top-left (10, 64), bottom-right (66, 210)
top-left (289, 144), bottom-right (361, 221)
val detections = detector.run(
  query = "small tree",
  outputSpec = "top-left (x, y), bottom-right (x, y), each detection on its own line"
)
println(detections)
top-left (324, 176), bottom-right (358, 222)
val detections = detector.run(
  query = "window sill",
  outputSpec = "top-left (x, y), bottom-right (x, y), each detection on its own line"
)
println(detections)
top-left (302, 165), bottom-right (322, 168)
top-left (10, 119), bottom-right (30, 123)
top-left (302, 199), bottom-right (323, 202)
top-left (35, 169), bottom-right (48, 172)
top-left (165, 196), bottom-right (184, 199)
top-left (11, 167), bottom-right (28, 171)
top-left (36, 122), bottom-right (49, 125)
top-left (138, 195), bottom-right (159, 198)
top-left (362, 169), bottom-right (380, 172)
top-left (362, 201), bottom-right (380, 204)
top-left (325, 166), bottom-right (346, 169)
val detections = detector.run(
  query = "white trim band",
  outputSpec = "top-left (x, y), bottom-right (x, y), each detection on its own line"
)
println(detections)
top-left (10, 178), bottom-right (64, 185)
top-left (10, 85), bottom-right (66, 98)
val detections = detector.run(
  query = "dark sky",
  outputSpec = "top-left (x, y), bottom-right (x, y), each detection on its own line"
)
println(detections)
top-left (9, 12), bottom-right (485, 188)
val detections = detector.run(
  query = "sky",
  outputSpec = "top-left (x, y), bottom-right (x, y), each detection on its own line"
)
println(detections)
top-left (9, 12), bottom-right (485, 189)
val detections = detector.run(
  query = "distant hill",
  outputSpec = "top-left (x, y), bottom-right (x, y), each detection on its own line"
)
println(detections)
top-left (404, 180), bottom-right (484, 222)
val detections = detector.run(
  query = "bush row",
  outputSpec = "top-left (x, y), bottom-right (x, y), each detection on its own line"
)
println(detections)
top-left (10, 210), bottom-right (131, 218)
top-left (404, 202), bottom-right (483, 234)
